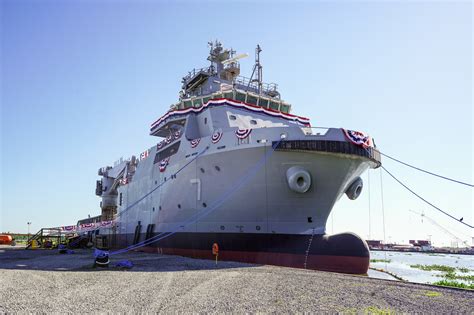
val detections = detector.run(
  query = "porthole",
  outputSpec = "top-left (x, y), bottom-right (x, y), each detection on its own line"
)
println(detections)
top-left (256, 225), bottom-right (261, 231)
top-left (152, 207), bottom-right (155, 212)
top-left (159, 206), bottom-right (162, 211)
top-left (220, 225), bottom-right (225, 230)
top-left (250, 119), bottom-right (257, 125)
top-left (178, 204), bottom-right (181, 209)
top-left (204, 117), bottom-right (208, 124)
top-left (215, 166), bottom-right (221, 171)
top-left (200, 168), bottom-right (205, 173)
top-left (229, 115), bottom-right (237, 121)
top-left (202, 202), bottom-right (207, 208)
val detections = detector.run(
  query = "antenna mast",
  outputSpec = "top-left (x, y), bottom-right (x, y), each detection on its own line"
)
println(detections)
top-left (256, 45), bottom-right (262, 94)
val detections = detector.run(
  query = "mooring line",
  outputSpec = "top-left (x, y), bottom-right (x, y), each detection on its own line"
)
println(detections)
top-left (109, 138), bottom-right (283, 256)
top-left (379, 151), bottom-right (473, 188)
top-left (363, 146), bottom-right (473, 229)
top-left (382, 165), bottom-right (473, 229)
top-left (67, 143), bottom-right (210, 249)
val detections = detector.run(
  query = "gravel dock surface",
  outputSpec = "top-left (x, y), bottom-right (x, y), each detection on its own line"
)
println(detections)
top-left (0, 246), bottom-right (472, 313)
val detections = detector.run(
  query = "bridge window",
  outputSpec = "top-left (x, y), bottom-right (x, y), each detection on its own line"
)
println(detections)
top-left (183, 100), bottom-right (192, 109)
top-left (247, 94), bottom-right (258, 105)
top-left (281, 104), bottom-right (290, 113)
top-left (224, 92), bottom-right (234, 99)
top-left (270, 101), bottom-right (280, 111)
top-left (193, 98), bottom-right (202, 108)
top-left (258, 98), bottom-right (269, 108)
top-left (235, 92), bottom-right (246, 102)
top-left (203, 96), bottom-right (211, 104)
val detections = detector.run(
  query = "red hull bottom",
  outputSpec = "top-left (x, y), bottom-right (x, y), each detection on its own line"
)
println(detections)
top-left (138, 246), bottom-right (369, 274)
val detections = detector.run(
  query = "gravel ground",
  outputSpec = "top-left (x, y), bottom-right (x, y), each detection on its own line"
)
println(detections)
top-left (0, 246), bottom-right (473, 313)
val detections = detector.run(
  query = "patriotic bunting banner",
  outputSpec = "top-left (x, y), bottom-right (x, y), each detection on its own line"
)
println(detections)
top-left (99, 221), bottom-right (114, 228)
top-left (211, 130), bottom-right (223, 144)
top-left (190, 138), bottom-right (201, 148)
top-left (157, 142), bottom-right (164, 150)
top-left (342, 129), bottom-right (373, 148)
top-left (235, 129), bottom-right (252, 139)
top-left (174, 130), bottom-right (181, 140)
top-left (61, 225), bottom-right (77, 232)
top-left (150, 99), bottom-right (311, 133)
top-left (79, 223), bottom-right (96, 232)
top-left (58, 220), bottom-right (116, 233)
top-left (140, 150), bottom-right (149, 160)
top-left (159, 157), bottom-right (170, 172)
top-left (165, 135), bottom-right (172, 144)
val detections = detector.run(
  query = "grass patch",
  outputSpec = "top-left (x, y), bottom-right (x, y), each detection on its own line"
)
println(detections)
top-left (409, 264), bottom-right (455, 273)
top-left (370, 259), bottom-right (391, 263)
top-left (458, 267), bottom-right (470, 273)
top-left (436, 272), bottom-right (474, 282)
top-left (433, 280), bottom-right (474, 290)
top-left (424, 290), bottom-right (442, 297)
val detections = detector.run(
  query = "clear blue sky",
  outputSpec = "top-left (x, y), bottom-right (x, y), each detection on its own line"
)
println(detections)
top-left (1, 1), bottom-right (472, 246)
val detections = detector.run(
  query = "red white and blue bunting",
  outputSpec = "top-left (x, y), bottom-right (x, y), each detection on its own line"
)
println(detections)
top-left (58, 220), bottom-right (116, 234)
top-left (342, 129), bottom-right (373, 148)
top-left (190, 138), bottom-right (201, 148)
top-left (79, 223), bottom-right (95, 231)
top-left (235, 128), bottom-right (252, 139)
top-left (159, 157), bottom-right (170, 172)
top-left (156, 131), bottom-right (181, 151)
top-left (150, 99), bottom-right (311, 133)
top-left (211, 130), bottom-right (223, 144)
top-left (99, 221), bottom-right (114, 228)
top-left (61, 225), bottom-right (77, 232)
top-left (139, 150), bottom-right (149, 160)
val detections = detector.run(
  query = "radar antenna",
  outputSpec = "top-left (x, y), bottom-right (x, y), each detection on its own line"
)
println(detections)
top-left (222, 53), bottom-right (249, 65)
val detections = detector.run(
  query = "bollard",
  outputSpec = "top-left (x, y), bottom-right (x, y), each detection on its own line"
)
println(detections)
top-left (94, 249), bottom-right (110, 268)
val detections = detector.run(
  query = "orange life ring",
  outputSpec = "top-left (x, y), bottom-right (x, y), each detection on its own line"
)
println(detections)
top-left (212, 243), bottom-right (219, 255)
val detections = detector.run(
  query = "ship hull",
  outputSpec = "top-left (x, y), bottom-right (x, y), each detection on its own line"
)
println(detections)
top-left (111, 231), bottom-right (370, 274)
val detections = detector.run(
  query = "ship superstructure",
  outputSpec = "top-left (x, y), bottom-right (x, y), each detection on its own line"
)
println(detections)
top-left (95, 41), bottom-right (381, 274)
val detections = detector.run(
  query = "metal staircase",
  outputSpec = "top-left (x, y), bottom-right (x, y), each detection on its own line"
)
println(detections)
top-left (26, 228), bottom-right (62, 249)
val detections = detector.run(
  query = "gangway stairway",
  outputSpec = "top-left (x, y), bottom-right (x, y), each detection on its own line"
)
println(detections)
top-left (26, 228), bottom-right (63, 249)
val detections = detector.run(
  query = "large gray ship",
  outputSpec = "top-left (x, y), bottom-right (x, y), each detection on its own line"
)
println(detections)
top-left (95, 41), bottom-right (381, 274)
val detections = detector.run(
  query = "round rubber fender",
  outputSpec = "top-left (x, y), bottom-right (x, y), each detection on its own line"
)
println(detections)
top-left (286, 166), bottom-right (312, 193)
top-left (346, 177), bottom-right (363, 200)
